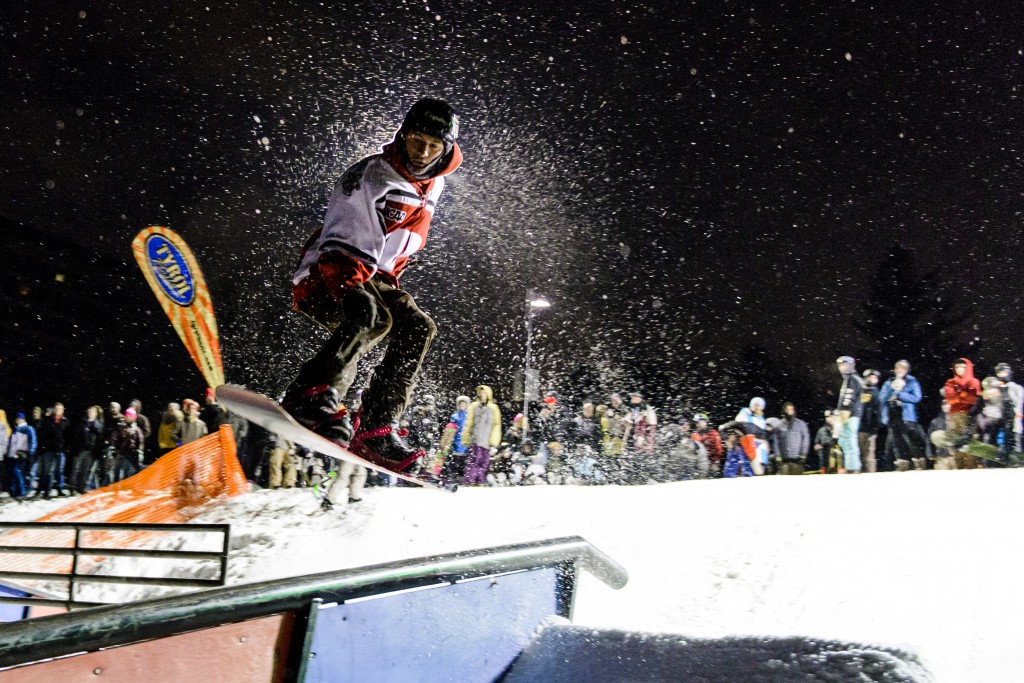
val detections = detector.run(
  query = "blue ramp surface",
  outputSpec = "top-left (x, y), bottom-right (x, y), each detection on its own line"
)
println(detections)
top-left (306, 567), bottom-right (558, 683)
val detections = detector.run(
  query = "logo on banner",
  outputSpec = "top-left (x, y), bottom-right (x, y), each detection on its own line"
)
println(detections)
top-left (146, 235), bottom-right (195, 306)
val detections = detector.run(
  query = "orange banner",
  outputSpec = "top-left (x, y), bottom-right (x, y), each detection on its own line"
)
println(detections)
top-left (132, 226), bottom-right (224, 388)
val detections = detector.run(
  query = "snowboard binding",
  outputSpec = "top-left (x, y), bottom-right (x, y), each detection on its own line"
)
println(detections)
top-left (282, 385), bottom-right (354, 445)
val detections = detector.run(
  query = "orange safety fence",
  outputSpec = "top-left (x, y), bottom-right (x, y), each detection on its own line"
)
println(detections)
top-left (0, 425), bottom-right (247, 588)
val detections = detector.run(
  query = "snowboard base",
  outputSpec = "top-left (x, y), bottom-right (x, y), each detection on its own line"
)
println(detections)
top-left (217, 385), bottom-right (457, 492)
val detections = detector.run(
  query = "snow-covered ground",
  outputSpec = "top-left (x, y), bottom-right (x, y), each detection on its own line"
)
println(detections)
top-left (4, 469), bottom-right (1022, 681)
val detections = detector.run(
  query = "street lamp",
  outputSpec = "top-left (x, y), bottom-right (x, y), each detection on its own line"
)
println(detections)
top-left (522, 291), bottom-right (551, 441)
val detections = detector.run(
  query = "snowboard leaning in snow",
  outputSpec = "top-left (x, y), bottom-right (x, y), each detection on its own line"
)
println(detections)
top-left (217, 385), bottom-right (456, 492)
top-left (929, 430), bottom-right (1002, 462)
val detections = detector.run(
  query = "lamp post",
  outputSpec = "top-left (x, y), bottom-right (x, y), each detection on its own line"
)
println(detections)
top-left (522, 290), bottom-right (551, 441)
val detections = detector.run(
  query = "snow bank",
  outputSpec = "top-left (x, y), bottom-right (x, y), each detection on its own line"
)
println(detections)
top-left (5, 469), bottom-right (1022, 681)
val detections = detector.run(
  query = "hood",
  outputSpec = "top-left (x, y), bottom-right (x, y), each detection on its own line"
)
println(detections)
top-left (382, 138), bottom-right (463, 183)
top-left (455, 395), bottom-right (471, 407)
top-left (475, 385), bottom-right (494, 404)
top-left (749, 397), bottom-right (766, 411)
top-left (953, 358), bottom-right (976, 381)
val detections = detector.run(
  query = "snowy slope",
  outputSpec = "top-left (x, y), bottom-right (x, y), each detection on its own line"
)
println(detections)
top-left (4, 470), bottom-right (1022, 681)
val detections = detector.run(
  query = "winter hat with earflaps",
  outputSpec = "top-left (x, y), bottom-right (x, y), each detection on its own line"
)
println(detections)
top-left (982, 376), bottom-right (1002, 390)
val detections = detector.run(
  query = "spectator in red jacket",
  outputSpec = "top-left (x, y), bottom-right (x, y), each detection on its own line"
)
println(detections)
top-left (944, 357), bottom-right (981, 469)
top-left (692, 413), bottom-right (724, 476)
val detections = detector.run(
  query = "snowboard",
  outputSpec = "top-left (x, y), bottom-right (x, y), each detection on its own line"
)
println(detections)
top-left (929, 429), bottom-right (1002, 462)
top-left (428, 421), bottom-right (459, 476)
top-left (216, 385), bottom-right (456, 492)
top-left (311, 470), bottom-right (337, 500)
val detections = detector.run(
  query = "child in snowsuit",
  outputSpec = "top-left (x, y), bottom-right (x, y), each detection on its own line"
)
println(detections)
top-left (812, 411), bottom-right (836, 472)
top-left (722, 428), bottom-right (756, 478)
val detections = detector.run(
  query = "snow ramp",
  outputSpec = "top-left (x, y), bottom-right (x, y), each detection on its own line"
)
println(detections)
top-left (0, 425), bottom-right (247, 585)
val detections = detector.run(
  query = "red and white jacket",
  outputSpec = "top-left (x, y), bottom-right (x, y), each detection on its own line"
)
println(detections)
top-left (293, 139), bottom-right (462, 304)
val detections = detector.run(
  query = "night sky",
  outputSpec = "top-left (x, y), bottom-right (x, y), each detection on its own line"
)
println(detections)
top-left (2, 1), bottom-right (1022, 420)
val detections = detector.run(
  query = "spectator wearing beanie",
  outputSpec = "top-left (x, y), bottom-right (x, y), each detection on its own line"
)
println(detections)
top-left (173, 399), bottom-right (209, 446)
top-left (834, 356), bottom-right (864, 473)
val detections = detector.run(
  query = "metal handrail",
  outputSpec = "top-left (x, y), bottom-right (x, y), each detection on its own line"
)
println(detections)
top-left (0, 522), bottom-right (231, 610)
top-left (0, 535), bottom-right (627, 670)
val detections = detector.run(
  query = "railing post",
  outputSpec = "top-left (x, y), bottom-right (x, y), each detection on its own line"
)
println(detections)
top-left (285, 597), bottom-right (322, 683)
top-left (219, 525), bottom-right (230, 585)
top-left (68, 527), bottom-right (82, 611)
top-left (555, 560), bottom-right (580, 620)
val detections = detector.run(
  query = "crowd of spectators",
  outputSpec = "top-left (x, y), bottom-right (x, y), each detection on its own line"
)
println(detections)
top-left (397, 355), bottom-right (1022, 487)
top-left (2, 355), bottom-right (1019, 504)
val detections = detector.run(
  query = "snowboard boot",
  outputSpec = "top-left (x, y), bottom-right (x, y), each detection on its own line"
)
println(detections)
top-left (281, 385), bottom-right (354, 445)
top-left (349, 423), bottom-right (425, 474)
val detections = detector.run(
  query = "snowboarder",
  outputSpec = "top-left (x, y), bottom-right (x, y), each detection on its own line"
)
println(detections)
top-left (281, 99), bottom-right (462, 476)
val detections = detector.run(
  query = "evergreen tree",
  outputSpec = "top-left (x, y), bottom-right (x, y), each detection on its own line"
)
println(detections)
top-left (726, 344), bottom-right (818, 418)
top-left (855, 243), bottom-right (975, 417)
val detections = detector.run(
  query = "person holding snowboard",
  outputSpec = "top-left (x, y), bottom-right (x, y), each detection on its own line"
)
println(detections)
top-left (282, 99), bottom-right (462, 476)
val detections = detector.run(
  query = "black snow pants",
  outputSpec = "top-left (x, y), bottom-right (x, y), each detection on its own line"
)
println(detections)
top-left (289, 278), bottom-right (436, 430)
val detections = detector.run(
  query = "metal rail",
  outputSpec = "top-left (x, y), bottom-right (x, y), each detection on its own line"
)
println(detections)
top-left (0, 535), bottom-right (627, 670)
top-left (0, 522), bottom-right (231, 611)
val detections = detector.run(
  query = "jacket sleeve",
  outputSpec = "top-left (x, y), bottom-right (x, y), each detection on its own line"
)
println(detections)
top-left (799, 421), bottom-right (810, 457)
top-left (839, 378), bottom-right (856, 411)
top-left (878, 382), bottom-right (892, 404)
top-left (943, 379), bottom-right (956, 403)
top-left (709, 431), bottom-right (723, 459)
top-left (461, 405), bottom-right (475, 447)
top-left (898, 379), bottom-right (922, 404)
top-left (28, 427), bottom-right (37, 455)
top-left (489, 405), bottom-right (502, 447)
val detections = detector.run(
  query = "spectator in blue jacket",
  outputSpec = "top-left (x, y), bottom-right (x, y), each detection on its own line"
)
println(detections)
top-left (878, 359), bottom-right (927, 471)
top-left (5, 413), bottom-right (36, 499)
top-left (439, 395), bottom-right (471, 484)
top-left (450, 395), bottom-right (470, 456)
